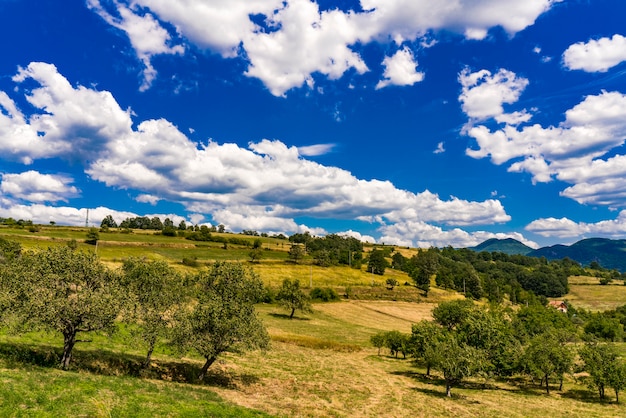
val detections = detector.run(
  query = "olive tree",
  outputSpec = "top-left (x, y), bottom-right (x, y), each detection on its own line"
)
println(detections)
top-left (6, 246), bottom-right (123, 369)
top-left (121, 257), bottom-right (185, 368)
top-left (172, 262), bottom-right (269, 380)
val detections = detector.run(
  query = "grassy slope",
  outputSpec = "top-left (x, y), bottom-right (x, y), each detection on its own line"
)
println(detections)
top-left (3, 226), bottom-right (626, 416)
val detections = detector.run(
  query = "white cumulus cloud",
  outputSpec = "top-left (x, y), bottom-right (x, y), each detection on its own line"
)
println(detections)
top-left (563, 34), bottom-right (626, 73)
top-left (376, 46), bottom-right (425, 89)
top-left (1, 171), bottom-right (79, 203)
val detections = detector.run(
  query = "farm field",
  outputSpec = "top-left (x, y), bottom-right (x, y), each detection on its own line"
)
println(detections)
top-left (3, 225), bottom-right (626, 416)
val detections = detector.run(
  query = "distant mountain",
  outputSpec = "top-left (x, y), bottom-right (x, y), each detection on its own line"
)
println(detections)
top-left (469, 238), bottom-right (534, 255)
top-left (529, 238), bottom-right (626, 272)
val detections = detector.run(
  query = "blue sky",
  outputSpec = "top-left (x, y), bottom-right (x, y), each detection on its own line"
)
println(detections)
top-left (1, 0), bottom-right (626, 248)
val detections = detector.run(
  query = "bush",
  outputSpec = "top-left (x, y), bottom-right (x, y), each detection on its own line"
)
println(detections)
top-left (310, 287), bottom-right (339, 302)
top-left (181, 257), bottom-right (200, 267)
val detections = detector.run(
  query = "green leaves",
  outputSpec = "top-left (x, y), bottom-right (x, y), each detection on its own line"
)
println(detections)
top-left (172, 262), bottom-right (269, 379)
top-left (2, 246), bottom-right (124, 368)
top-left (276, 278), bottom-right (312, 319)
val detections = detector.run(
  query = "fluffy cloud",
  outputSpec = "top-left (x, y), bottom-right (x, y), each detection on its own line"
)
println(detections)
top-left (458, 68), bottom-right (529, 122)
top-left (563, 34), bottom-right (626, 73)
top-left (459, 65), bottom-right (626, 208)
top-left (0, 62), bottom-right (512, 245)
top-left (527, 211), bottom-right (626, 239)
top-left (87, 0), bottom-right (184, 90)
top-left (376, 46), bottom-right (425, 89)
top-left (379, 220), bottom-right (538, 249)
top-left (90, 0), bottom-right (559, 95)
top-left (1, 171), bottom-right (79, 203)
top-left (464, 89), bottom-right (626, 196)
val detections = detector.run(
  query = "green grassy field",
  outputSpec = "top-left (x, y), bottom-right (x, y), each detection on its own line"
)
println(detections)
top-left (3, 226), bottom-right (626, 416)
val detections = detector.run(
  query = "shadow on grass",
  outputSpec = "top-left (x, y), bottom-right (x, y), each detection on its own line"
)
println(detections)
top-left (268, 312), bottom-right (311, 321)
top-left (561, 388), bottom-right (614, 405)
top-left (0, 340), bottom-right (259, 389)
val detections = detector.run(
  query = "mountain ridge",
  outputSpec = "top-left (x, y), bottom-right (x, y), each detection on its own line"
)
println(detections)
top-left (469, 237), bottom-right (626, 272)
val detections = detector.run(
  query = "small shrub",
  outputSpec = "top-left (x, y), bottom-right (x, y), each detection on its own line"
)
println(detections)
top-left (182, 257), bottom-right (199, 267)
top-left (310, 287), bottom-right (339, 302)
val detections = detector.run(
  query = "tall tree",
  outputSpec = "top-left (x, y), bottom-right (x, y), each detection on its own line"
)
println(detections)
top-left (409, 249), bottom-right (439, 296)
top-left (367, 249), bottom-right (388, 275)
top-left (172, 262), bottom-right (269, 380)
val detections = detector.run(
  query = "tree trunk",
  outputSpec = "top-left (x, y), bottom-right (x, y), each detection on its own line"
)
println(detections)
top-left (142, 341), bottom-right (156, 369)
top-left (545, 374), bottom-right (550, 395)
top-left (426, 364), bottom-right (431, 376)
top-left (615, 388), bottom-right (620, 404)
top-left (289, 308), bottom-right (295, 319)
top-left (559, 377), bottom-right (563, 391)
top-left (446, 382), bottom-right (452, 397)
top-left (60, 331), bottom-right (76, 370)
top-left (599, 384), bottom-right (605, 399)
top-left (198, 356), bottom-right (217, 381)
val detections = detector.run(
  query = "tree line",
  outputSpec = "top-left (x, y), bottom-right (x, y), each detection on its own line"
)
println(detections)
top-left (384, 247), bottom-right (581, 301)
top-left (371, 298), bottom-right (626, 401)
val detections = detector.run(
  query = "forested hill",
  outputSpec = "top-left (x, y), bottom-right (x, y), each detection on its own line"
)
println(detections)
top-left (529, 238), bottom-right (626, 273)
top-left (470, 237), bottom-right (626, 273)
top-left (469, 238), bottom-right (533, 255)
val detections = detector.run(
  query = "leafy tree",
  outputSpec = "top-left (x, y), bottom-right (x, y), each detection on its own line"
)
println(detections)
top-left (434, 332), bottom-right (487, 397)
top-left (584, 313), bottom-right (624, 342)
top-left (522, 330), bottom-right (574, 394)
top-left (85, 227), bottom-right (100, 245)
top-left (456, 304), bottom-right (522, 377)
top-left (178, 220), bottom-right (187, 230)
top-left (391, 252), bottom-right (408, 271)
top-left (384, 330), bottom-right (407, 358)
top-left (367, 249), bottom-right (388, 275)
top-left (409, 249), bottom-right (439, 296)
top-left (100, 214), bottom-right (118, 229)
top-left (410, 320), bottom-right (445, 376)
top-left (276, 279), bottom-right (312, 319)
top-left (150, 217), bottom-right (163, 230)
top-left (288, 244), bottom-right (306, 264)
top-left (432, 299), bottom-right (475, 331)
top-left (248, 248), bottom-right (263, 263)
top-left (172, 262), bottom-right (269, 380)
top-left (5, 247), bottom-right (123, 369)
top-left (370, 332), bottom-right (386, 356)
top-left (513, 304), bottom-right (575, 343)
top-left (579, 342), bottom-right (617, 400)
top-left (121, 258), bottom-right (185, 368)
top-left (608, 361), bottom-right (626, 404)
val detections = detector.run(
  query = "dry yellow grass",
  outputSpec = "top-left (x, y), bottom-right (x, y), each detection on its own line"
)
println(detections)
top-left (563, 284), bottom-right (626, 311)
top-left (313, 300), bottom-right (435, 333)
top-left (199, 299), bottom-right (626, 417)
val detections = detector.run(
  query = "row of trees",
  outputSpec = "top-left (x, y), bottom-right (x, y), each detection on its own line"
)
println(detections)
top-left (388, 247), bottom-right (573, 302)
top-left (289, 232), bottom-right (363, 267)
top-left (0, 240), bottom-right (269, 378)
top-left (371, 299), bottom-right (626, 400)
